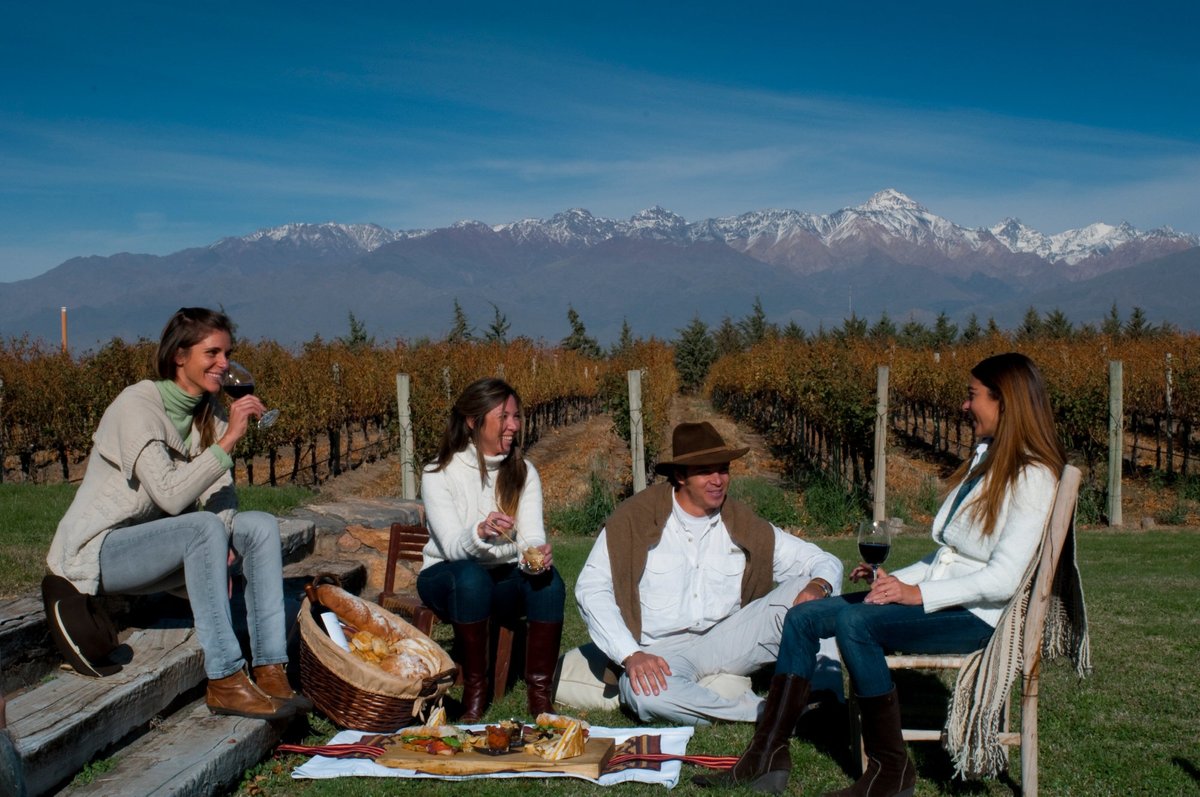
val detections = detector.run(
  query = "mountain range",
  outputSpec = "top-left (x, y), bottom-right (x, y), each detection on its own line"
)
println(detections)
top-left (2, 189), bottom-right (1196, 350)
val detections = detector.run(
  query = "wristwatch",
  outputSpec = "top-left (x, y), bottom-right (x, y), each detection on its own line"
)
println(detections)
top-left (810, 579), bottom-right (833, 598)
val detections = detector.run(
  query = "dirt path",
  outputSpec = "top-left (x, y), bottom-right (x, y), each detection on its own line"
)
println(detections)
top-left (311, 395), bottom-right (790, 510)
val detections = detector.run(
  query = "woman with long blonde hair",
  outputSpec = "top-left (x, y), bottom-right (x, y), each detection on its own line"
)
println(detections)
top-left (698, 352), bottom-right (1067, 796)
top-left (419, 377), bottom-right (564, 721)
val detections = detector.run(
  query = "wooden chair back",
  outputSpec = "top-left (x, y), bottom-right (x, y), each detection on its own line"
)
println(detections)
top-left (849, 464), bottom-right (1082, 797)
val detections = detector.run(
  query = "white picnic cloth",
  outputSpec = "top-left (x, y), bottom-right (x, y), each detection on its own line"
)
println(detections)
top-left (291, 725), bottom-right (696, 788)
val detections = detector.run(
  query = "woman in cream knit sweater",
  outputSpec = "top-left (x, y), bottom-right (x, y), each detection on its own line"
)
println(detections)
top-left (418, 377), bottom-right (565, 721)
top-left (46, 308), bottom-right (305, 720)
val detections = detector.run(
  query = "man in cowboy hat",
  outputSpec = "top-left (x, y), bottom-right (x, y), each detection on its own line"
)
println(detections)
top-left (563, 421), bottom-right (843, 725)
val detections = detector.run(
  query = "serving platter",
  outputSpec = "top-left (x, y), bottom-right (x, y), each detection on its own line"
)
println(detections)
top-left (374, 736), bottom-right (616, 777)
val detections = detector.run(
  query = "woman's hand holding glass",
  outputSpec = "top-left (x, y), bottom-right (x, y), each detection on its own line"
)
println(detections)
top-left (218, 394), bottom-right (269, 454)
top-left (855, 565), bottom-right (922, 605)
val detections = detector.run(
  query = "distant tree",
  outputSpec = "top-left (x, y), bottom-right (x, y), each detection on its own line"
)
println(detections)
top-left (1124, 306), bottom-right (1152, 339)
top-left (447, 299), bottom-right (474, 343)
top-left (674, 315), bottom-right (716, 394)
top-left (561, 305), bottom-right (602, 358)
top-left (337, 312), bottom-right (374, 351)
top-left (1017, 306), bottom-right (1043, 341)
top-left (985, 316), bottom-right (1003, 337)
top-left (713, 316), bottom-right (744, 357)
top-left (738, 297), bottom-right (775, 346)
top-left (484, 303), bottom-right (510, 343)
top-left (931, 312), bottom-right (958, 347)
top-left (782, 320), bottom-right (806, 342)
top-left (869, 311), bottom-right (898, 343)
top-left (837, 313), bottom-right (868, 341)
top-left (898, 317), bottom-right (931, 348)
top-left (610, 318), bottom-right (635, 357)
top-left (1043, 308), bottom-right (1074, 340)
top-left (960, 313), bottom-right (983, 343)
top-left (1101, 302), bottom-right (1123, 337)
top-left (813, 322), bottom-right (829, 342)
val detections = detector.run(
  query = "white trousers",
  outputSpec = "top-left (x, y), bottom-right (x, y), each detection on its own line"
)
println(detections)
top-left (616, 577), bottom-right (843, 726)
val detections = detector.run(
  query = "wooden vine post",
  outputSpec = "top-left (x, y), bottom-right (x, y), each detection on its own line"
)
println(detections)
top-left (873, 365), bottom-right (889, 522)
top-left (396, 373), bottom-right (417, 500)
top-left (1107, 360), bottom-right (1123, 527)
top-left (628, 369), bottom-right (646, 493)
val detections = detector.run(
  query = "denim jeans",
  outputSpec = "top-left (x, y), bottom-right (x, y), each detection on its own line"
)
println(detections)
top-left (416, 560), bottom-right (566, 624)
top-left (98, 510), bottom-right (287, 680)
top-left (776, 591), bottom-right (994, 698)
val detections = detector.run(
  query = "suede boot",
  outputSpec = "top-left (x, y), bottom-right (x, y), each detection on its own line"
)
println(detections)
top-left (206, 669), bottom-right (295, 720)
top-left (253, 664), bottom-right (313, 713)
top-left (524, 620), bottom-right (563, 716)
top-left (823, 688), bottom-right (916, 797)
top-left (692, 673), bottom-right (811, 794)
top-left (453, 620), bottom-right (491, 723)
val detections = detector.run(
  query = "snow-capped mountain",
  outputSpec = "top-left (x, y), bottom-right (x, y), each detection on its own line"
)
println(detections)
top-left (222, 191), bottom-right (1195, 276)
top-left (6, 189), bottom-right (1197, 349)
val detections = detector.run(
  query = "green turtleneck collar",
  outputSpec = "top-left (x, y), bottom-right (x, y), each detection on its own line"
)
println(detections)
top-left (156, 380), bottom-right (203, 444)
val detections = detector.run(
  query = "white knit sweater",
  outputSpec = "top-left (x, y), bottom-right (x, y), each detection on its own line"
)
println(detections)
top-left (419, 445), bottom-right (545, 568)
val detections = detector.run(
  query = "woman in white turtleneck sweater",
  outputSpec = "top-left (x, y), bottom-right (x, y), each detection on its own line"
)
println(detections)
top-left (45, 308), bottom-right (305, 721)
top-left (418, 378), bottom-right (565, 721)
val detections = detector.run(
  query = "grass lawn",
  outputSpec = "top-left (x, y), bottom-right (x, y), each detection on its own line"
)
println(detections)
top-left (236, 529), bottom-right (1200, 796)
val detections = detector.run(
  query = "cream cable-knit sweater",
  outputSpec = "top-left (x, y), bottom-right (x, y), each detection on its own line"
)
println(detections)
top-left (47, 380), bottom-right (237, 594)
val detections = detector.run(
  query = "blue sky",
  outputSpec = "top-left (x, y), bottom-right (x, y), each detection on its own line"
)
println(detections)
top-left (2, 1), bottom-right (1197, 282)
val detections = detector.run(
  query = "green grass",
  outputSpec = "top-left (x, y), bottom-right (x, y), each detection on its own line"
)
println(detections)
top-left (547, 470), bottom-right (618, 537)
top-left (728, 476), bottom-right (803, 528)
top-left (0, 482), bottom-right (313, 597)
top-left (236, 529), bottom-right (1200, 796)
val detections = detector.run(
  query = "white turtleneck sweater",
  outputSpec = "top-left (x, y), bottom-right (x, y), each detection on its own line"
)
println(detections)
top-left (419, 445), bottom-right (546, 568)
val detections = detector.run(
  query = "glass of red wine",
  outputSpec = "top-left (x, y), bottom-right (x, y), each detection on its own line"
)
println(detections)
top-left (857, 519), bottom-right (892, 579)
top-left (222, 361), bottom-right (279, 429)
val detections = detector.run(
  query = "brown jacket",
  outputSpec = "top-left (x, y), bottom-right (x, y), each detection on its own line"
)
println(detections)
top-left (603, 481), bottom-right (776, 640)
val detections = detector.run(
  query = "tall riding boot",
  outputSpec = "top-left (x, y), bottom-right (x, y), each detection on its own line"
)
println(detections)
top-left (453, 620), bottom-right (491, 723)
top-left (692, 673), bottom-right (811, 794)
top-left (524, 620), bottom-right (563, 716)
top-left (823, 688), bottom-right (916, 797)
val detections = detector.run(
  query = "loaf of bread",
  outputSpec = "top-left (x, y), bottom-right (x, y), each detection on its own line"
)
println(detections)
top-left (316, 584), bottom-right (443, 678)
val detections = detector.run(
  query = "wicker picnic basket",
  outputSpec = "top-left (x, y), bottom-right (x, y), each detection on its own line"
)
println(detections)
top-left (299, 575), bottom-right (456, 731)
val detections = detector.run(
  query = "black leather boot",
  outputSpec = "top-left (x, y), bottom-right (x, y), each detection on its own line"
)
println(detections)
top-left (524, 620), bottom-right (562, 716)
top-left (692, 673), bottom-right (811, 794)
top-left (823, 688), bottom-right (916, 797)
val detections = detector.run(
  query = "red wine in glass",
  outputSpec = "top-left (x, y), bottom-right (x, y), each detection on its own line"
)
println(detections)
top-left (857, 520), bottom-right (892, 578)
top-left (222, 361), bottom-right (279, 428)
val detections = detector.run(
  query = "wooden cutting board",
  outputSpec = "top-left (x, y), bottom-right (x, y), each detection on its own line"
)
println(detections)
top-left (374, 736), bottom-right (616, 777)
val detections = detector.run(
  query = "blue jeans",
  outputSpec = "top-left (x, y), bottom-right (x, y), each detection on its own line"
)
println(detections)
top-left (776, 591), bottom-right (994, 698)
top-left (98, 510), bottom-right (287, 681)
top-left (417, 560), bottom-right (565, 624)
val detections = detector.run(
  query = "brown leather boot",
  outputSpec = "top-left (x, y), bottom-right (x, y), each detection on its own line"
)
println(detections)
top-left (453, 620), bottom-right (491, 723)
top-left (253, 664), bottom-right (313, 713)
top-left (823, 688), bottom-right (916, 797)
top-left (206, 669), bottom-right (295, 720)
top-left (524, 620), bottom-right (562, 716)
top-left (692, 673), bottom-right (811, 794)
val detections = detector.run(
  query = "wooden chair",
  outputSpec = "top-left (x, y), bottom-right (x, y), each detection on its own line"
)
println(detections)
top-left (378, 522), bottom-right (515, 700)
top-left (848, 464), bottom-right (1082, 797)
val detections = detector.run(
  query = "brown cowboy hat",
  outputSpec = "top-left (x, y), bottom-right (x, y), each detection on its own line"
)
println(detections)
top-left (653, 421), bottom-right (749, 476)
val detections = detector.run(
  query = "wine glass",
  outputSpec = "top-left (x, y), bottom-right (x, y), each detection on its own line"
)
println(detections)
top-left (222, 361), bottom-right (279, 429)
top-left (857, 519), bottom-right (892, 579)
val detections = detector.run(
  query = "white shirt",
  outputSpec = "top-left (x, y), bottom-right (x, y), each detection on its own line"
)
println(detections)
top-left (575, 492), bottom-right (843, 666)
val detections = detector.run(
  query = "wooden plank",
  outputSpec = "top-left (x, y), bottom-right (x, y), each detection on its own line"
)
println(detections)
top-left (59, 701), bottom-right (287, 797)
top-left (9, 626), bottom-right (205, 797)
top-left (376, 736), bottom-right (616, 778)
